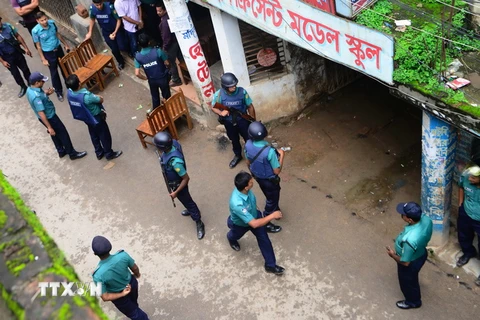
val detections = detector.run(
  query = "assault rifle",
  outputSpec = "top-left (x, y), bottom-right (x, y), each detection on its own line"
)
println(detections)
top-left (213, 102), bottom-right (255, 123)
top-left (155, 150), bottom-right (176, 208)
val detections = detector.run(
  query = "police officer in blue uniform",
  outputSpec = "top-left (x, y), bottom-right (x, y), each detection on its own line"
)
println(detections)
top-left (91, 236), bottom-right (149, 320)
top-left (386, 202), bottom-right (433, 309)
top-left (227, 171), bottom-right (285, 275)
top-left (245, 121), bottom-right (284, 233)
top-left (26, 72), bottom-right (87, 160)
top-left (0, 17), bottom-right (32, 98)
top-left (85, 0), bottom-right (125, 70)
top-left (32, 11), bottom-right (70, 101)
top-left (211, 73), bottom-right (256, 168)
top-left (153, 132), bottom-right (206, 240)
top-left (134, 33), bottom-right (170, 110)
top-left (66, 74), bottom-right (123, 161)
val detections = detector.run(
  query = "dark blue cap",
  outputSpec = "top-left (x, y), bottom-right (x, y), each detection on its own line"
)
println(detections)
top-left (92, 236), bottom-right (112, 255)
top-left (29, 72), bottom-right (48, 85)
top-left (396, 202), bottom-right (422, 219)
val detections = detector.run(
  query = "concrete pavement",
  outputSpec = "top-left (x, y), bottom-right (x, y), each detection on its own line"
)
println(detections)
top-left (0, 6), bottom-right (479, 319)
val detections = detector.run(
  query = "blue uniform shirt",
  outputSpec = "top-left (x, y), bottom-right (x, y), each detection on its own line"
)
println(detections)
top-left (26, 87), bottom-right (56, 119)
top-left (32, 20), bottom-right (60, 52)
top-left (229, 188), bottom-right (258, 227)
top-left (459, 171), bottom-right (480, 221)
top-left (244, 140), bottom-right (280, 169)
top-left (68, 88), bottom-right (103, 116)
top-left (0, 22), bottom-right (19, 56)
top-left (92, 250), bottom-right (135, 294)
top-left (394, 214), bottom-right (433, 262)
top-left (133, 47), bottom-right (168, 68)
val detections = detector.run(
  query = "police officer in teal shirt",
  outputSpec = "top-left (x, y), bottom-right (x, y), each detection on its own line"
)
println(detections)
top-left (386, 202), bottom-right (432, 309)
top-left (66, 74), bottom-right (122, 161)
top-left (26, 72), bottom-right (87, 160)
top-left (32, 11), bottom-right (70, 101)
top-left (456, 166), bottom-right (480, 286)
top-left (91, 236), bottom-right (149, 319)
top-left (227, 171), bottom-right (285, 275)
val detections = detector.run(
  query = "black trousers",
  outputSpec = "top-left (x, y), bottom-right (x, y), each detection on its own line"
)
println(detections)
top-left (227, 214), bottom-right (276, 267)
top-left (457, 204), bottom-right (480, 257)
top-left (166, 41), bottom-right (183, 83)
top-left (111, 276), bottom-right (149, 320)
top-left (255, 177), bottom-right (281, 215)
top-left (102, 30), bottom-right (125, 67)
top-left (25, 21), bottom-right (37, 46)
top-left (176, 185), bottom-right (201, 222)
top-left (148, 77), bottom-right (170, 109)
top-left (39, 114), bottom-right (75, 156)
top-left (86, 113), bottom-right (114, 158)
top-left (397, 250), bottom-right (428, 307)
top-left (42, 46), bottom-right (65, 94)
top-left (3, 53), bottom-right (30, 87)
top-left (224, 117), bottom-right (250, 157)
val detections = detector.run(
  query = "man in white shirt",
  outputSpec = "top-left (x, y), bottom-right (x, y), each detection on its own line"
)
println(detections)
top-left (114, 0), bottom-right (142, 57)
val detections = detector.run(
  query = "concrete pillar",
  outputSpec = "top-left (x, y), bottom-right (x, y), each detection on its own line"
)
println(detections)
top-left (163, 0), bottom-right (216, 127)
top-left (209, 8), bottom-right (250, 86)
top-left (421, 111), bottom-right (457, 247)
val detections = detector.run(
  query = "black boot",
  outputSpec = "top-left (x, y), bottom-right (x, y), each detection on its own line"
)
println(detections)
top-left (196, 220), bottom-right (205, 240)
top-left (229, 155), bottom-right (242, 168)
top-left (18, 86), bottom-right (27, 98)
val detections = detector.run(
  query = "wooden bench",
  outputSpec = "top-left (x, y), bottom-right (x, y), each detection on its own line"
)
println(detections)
top-left (165, 88), bottom-right (193, 136)
top-left (59, 50), bottom-right (103, 91)
top-left (136, 105), bottom-right (178, 148)
top-left (77, 39), bottom-right (118, 89)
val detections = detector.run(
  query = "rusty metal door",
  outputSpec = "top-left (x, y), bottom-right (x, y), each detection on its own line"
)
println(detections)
top-left (39, 0), bottom-right (76, 30)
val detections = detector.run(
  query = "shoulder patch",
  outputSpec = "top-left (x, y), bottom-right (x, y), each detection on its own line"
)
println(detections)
top-left (241, 208), bottom-right (248, 215)
top-left (175, 167), bottom-right (181, 172)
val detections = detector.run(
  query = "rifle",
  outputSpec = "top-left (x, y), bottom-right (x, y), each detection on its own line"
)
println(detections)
top-left (213, 102), bottom-right (255, 123)
top-left (155, 150), bottom-right (176, 208)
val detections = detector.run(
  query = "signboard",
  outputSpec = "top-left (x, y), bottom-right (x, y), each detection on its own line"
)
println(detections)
top-left (198, 0), bottom-right (394, 84)
top-left (301, 0), bottom-right (336, 14)
top-left (335, 0), bottom-right (379, 18)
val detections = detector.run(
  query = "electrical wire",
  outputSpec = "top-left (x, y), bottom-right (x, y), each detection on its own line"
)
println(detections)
top-left (434, 0), bottom-right (480, 18)
top-left (458, 0), bottom-right (480, 10)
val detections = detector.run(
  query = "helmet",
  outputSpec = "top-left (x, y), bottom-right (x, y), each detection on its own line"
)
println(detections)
top-left (153, 131), bottom-right (173, 150)
top-left (248, 121), bottom-right (268, 141)
top-left (220, 72), bottom-right (238, 90)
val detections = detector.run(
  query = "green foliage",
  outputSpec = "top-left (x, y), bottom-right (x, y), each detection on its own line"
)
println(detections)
top-left (0, 283), bottom-right (25, 320)
top-left (53, 303), bottom-right (72, 320)
top-left (0, 210), bottom-right (6, 229)
top-left (0, 171), bottom-right (109, 320)
top-left (356, 0), bottom-right (480, 114)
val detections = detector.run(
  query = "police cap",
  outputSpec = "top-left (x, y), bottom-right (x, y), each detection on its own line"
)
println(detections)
top-left (92, 236), bottom-right (112, 256)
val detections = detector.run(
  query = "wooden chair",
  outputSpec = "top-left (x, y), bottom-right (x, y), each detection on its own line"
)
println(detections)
top-left (136, 105), bottom-right (178, 148)
top-left (165, 88), bottom-right (193, 137)
top-left (77, 39), bottom-right (118, 88)
top-left (177, 61), bottom-right (190, 85)
top-left (59, 51), bottom-right (103, 91)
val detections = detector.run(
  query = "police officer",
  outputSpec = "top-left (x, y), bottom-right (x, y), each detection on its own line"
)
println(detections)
top-left (227, 171), bottom-right (285, 275)
top-left (10, 0), bottom-right (40, 39)
top-left (456, 166), bottom-right (480, 276)
top-left (85, 0), bottom-right (125, 70)
top-left (66, 74), bottom-right (123, 161)
top-left (154, 131), bottom-right (206, 240)
top-left (386, 202), bottom-right (432, 309)
top-left (245, 121), bottom-right (283, 233)
top-left (91, 236), bottom-right (149, 320)
top-left (26, 71), bottom-right (87, 160)
top-left (211, 72), bottom-right (256, 168)
top-left (134, 33), bottom-right (171, 110)
top-left (32, 11), bottom-right (70, 102)
top-left (0, 17), bottom-right (32, 98)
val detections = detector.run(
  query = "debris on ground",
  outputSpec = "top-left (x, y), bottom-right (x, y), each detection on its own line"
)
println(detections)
top-left (131, 116), bottom-right (137, 120)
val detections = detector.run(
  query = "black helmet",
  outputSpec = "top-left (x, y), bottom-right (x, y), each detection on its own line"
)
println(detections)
top-left (153, 131), bottom-right (173, 150)
top-left (221, 72), bottom-right (238, 90)
top-left (248, 121), bottom-right (267, 141)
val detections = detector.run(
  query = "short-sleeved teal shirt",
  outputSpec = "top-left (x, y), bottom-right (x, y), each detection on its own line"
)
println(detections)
top-left (394, 215), bottom-right (433, 262)
top-left (244, 140), bottom-right (280, 169)
top-left (229, 188), bottom-right (258, 227)
top-left (459, 171), bottom-right (480, 221)
top-left (133, 47), bottom-right (168, 68)
top-left (68, 88), bottom-right (103, 116)
top-left (92, 250), bottom-right (135, 294)
top-left (32, 20), bottom-right (60, 52)
top-left (26, 87), bottom-right (56, 119)
top-left (165, 146), bottom-right (186, 177)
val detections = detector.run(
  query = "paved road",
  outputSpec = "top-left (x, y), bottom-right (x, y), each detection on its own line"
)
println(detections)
top-left (0, 5), bottom-right (479, 319)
